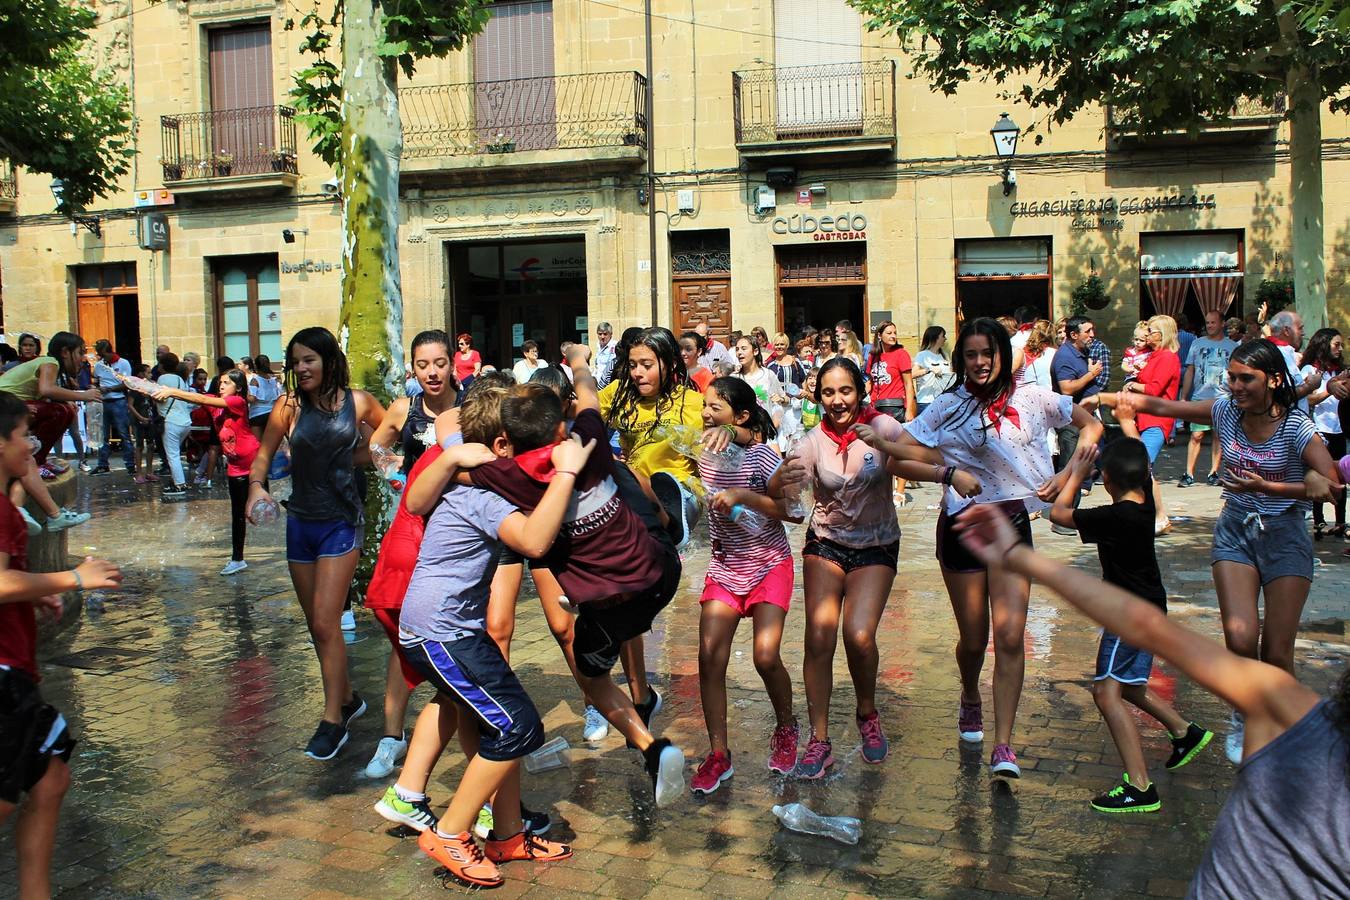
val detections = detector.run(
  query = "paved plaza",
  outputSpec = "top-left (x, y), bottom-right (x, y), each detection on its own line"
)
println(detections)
top-left (3, 446), bottom-right (1348, 899)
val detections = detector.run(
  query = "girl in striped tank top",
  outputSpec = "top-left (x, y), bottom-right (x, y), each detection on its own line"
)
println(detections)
top-left (690, 377), bottom-right (804, 795)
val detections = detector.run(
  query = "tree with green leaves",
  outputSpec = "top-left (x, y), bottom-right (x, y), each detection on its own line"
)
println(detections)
top-left (0, 0), bottom-right (132, 212)
top-left (853, 0), bottom-right (1350, 330)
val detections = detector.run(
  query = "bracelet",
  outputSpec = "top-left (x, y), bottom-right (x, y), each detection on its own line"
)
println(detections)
top-left (722, 424), bottom-right (737, 437)
top-left (71, 569), bottom-right (84, 593)
top-left (555, 470), bottom-right (579, 478)
top-left (943, 467), bottom-right (956, 486)
top-left (249, 480), bottom-right (265, 486)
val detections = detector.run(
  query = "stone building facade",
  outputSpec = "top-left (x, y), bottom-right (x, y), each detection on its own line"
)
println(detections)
top-left (1, 0), bottom-right (1347, 370)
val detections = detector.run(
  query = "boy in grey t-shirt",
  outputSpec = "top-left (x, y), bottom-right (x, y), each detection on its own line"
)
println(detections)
top-left (1179, 310), bottom-right (1238, 487)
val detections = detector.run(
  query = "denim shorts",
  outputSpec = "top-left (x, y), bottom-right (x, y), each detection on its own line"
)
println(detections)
top-left (803, 529), bottom-right (899, 573)
top-left (1094, 631), bottom-right (1154, 685)
top-left (1211, 505), bottom-right (1313, 584)
top-left (286, 517), bottom-right (360, 564)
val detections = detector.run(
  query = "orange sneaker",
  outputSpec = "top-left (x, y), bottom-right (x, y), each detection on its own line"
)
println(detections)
top-left (417, 829), bottom-right (502, 887)
top-left (485, 829), bottom-right (573, 864)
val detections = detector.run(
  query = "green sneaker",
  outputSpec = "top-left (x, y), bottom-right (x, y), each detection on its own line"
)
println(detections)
top-left (373, 785), bottom-right (438, 832)
top-left (1166, 723), bottom-right (1214, 770)
top-left (473, 802), bottom-right (494, 840)
top-left (1090, 774), bottom-right (1161, 814)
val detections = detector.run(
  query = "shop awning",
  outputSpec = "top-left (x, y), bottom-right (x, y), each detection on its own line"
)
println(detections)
top-left (956, 239), bottom-right (1050, 277)
top-left (1140, 232), bottom-right (1243, 317)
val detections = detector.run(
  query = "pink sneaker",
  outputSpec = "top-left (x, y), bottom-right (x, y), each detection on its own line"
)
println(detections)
top-left (134, 474), bottom-right (151, 485)
top-left (768, 722), bottom-right (799, 774)
top-left (958, 700), bottom-right (984, 743)
top-left (145, 472), bottom-right (160, 482)
top-left (990, 743), bottom-right (1021, 779)
top-left (857, 711), bottom-right (888, 764)
top-left (690, 751), bottom-right (733, 795)
top-left (793, 738), bottom-right (834, 780)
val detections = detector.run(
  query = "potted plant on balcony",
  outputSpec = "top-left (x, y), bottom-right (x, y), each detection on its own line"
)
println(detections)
top-left (264, 145), bottom-right (297, 172)
top-left (158, 156), bottom-right (183, 182)
top-left (483, 131), bottom-right (516, 154)
top-left (211, 151), bottom-right (234, 177)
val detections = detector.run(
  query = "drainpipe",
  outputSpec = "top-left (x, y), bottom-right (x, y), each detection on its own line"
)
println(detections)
top-left (645, 0), bottom-right (658, 325)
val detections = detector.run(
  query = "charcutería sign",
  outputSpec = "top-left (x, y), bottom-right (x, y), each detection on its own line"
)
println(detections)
top-left (1010, 193), bottom-right (1216, 218)
top-left (772, 213), bottom-right (867, 241)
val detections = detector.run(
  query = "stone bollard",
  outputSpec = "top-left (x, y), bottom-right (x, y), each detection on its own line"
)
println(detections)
top-left (29, 469), bottom-right (83, 643)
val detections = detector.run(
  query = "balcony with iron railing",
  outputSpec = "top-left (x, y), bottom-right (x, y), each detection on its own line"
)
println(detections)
top-left (732, 60), bottom-right (896, 162)
top-left (399, 71), bottom-right (647, 182)
top-left (0, 159), bottom-right (16, 214)
top-left (1107, 95), bottom-right (1286, 148)
top-left (159, 105), bottom-right (299, 196)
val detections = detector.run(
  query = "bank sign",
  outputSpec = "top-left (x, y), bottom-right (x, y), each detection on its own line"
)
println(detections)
top-left (771, 213), bottom-right (867, 241)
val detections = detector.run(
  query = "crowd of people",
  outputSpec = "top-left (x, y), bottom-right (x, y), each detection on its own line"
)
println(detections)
top-left (1, 305), bottom-right (1348, 896)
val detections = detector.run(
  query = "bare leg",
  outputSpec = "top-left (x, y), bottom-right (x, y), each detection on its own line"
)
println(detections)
top-left (802, 556), bottom-right (845, 742)
top-left (1094, 680), bottom-right (1151, 788)
top-left (441, 758), bottom-right (523, 838)
top-left (750, 602), bottom-right (794, 727)
top-left (1121, 683), bottom-right (1190, 736)
top-left (621, 638), bottom-right (650, 705)
top-left (1258, 575), bottom-right (1313, 674)
top-left (1152, 478), bottom-right (1168, 530)
top-left (12, 757), bottom-right (69, 900)
top-left (698, 600), bottom-right (740, 753)
top-left (839, 566), bottom-right (895, 719)
top-left (1185, 429), bottom-right (1204, 478)
top-left (987, 564), bottom-right (1031, 747)
top-left (943, 567), bottom-right (990, 707)
top-left (1213, 561), bottom-right (1262, 659)
top-left (1208, 433), bottom-right (1222, 477)
top-left (485, 562), bottom-right (523, 661)
top-left (382, 650), bottom-right (412, 738)
top-left (396, 695), bottom-right (459, 795)
top-left (290, 549), bottom-right (360, 723)
top-left (576, 673), bottom-right (654, 751)
top-left (19, 462), bottom-right (60, 518)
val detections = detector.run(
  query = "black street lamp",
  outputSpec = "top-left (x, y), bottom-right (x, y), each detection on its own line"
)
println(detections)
top-left (50, 178), bottom-right (102, 238)
top-left (990, 112), bottom-right (1021, 196)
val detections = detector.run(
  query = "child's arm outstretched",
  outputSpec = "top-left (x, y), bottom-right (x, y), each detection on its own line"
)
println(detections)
top-left (0, 554), bottom-right (121, 615)
top-left (953, 505), bottom-right (1321, 758)
top-left (498, 435), bottom-right (597, 557)
top-left (1047, 445), bottom-right (1096, 530)
top-left (404, 442), bottom-right (497, 516)
top-left (853, 423), bottom-right (981, 495)
top-left (567, 345), bottom-right (601, 414)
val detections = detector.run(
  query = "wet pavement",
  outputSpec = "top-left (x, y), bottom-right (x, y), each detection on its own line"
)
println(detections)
top-left (3, 445), bottom-right (1348, 899)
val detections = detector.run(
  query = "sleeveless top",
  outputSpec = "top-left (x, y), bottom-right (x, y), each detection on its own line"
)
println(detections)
top-left (287, 390), bottom-right (362, 525)
top-left (399, 394), bottom-right (438, 474)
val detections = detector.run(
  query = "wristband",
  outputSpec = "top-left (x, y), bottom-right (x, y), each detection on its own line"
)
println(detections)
top-left (722, 424), bottom-right (737, 437)
top-left (249, 479), bottom-right (265, 486)
top-left (71, 569), bottom-right (84, 593)
top-left (555, 470), bottom-right (579, 478)
top-left (943, 466), bottom-right (956, 486)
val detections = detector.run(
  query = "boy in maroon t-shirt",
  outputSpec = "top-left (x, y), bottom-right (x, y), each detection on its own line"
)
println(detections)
top-left (0, 391), bottom-right (121, 898)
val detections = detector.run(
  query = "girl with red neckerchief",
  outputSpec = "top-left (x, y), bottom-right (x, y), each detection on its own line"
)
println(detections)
top-left (856, 318), bottom-right (1102, 779)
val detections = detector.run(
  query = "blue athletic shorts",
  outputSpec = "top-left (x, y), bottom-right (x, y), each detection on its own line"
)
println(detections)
top-left (400, 630), bottom-right (544, 761)
top-left (1094, 631), bottom-right (1154, 685)
top-left (286, 517), bottom-right (359, 564)
top-left (1139, 427), bottom-right (1166, 464)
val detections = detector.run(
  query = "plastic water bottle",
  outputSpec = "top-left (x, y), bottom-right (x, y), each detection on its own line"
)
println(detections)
top-left (249, 497), bottom-right (281, 526)
top-left (726, 500), bottom-right (769, 534)
top-left (370, 443), bottom-right (406, 492)
top-left (524, 736), bottom-right (571, 774)
top-left (700, 441), bottom-right (746, 475)
top-left (653, 423), bottom-right (704, 460)
top-left (780, 437), bottom-right (812, 519)
top-left (771, 803), bottom-right (862, 845)
top-left (119, 375), bottom-right (162, 396)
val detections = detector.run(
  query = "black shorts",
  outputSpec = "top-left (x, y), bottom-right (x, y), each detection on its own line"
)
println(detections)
top-left (0, 668), bottom-right (75, 804)
top-left (802, 529), bottom-right (899, 573)
top-left (937, 500), bottom-right (1033, 574)
top-left (400, 631), bottom-right (544, 762)
top-left (573, 543), bottom-right (681, 678)
top-left (873, 400), bottom-right (906, 424)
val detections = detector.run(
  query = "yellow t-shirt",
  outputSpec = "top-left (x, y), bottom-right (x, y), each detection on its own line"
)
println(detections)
top-left (599, 380), bottom-right (704, 485)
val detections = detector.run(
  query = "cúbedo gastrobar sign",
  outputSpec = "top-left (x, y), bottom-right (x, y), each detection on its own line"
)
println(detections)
top-left (771, 213), bottom-right (867, 241)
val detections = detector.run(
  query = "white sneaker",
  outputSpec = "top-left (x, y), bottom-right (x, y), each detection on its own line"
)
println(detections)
top-left (583, 705), bottom-right (609, 743)
top-left (364, 734), bottom-right (408, 779)
top-left (341, 609), bottom-right (356, 631)
top-left (18, 507), bottom-right (41, 536)
top-left (220, 560), bottom-right (248, 576)
top-left (46, 508), bottom-right (91, 532)
top-left (1225, 711), bottom-right (1245, 764)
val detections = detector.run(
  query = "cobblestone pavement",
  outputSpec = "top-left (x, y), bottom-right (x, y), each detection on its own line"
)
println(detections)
top-left (3, 446), bottom-right (1347, 899)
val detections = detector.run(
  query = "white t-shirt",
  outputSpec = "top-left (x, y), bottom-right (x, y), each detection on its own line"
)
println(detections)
top-left (736, 365), bottom-right (782, 404)
top-left (512, 359), bottom-right (550, 384)
top-left (1301, 365), bottom-right (1342, 434)
top-left (794, 412), bottom-right (904, 548)
top-left (903, 384), bottom-right (1074, 514)
top-left (248, 375), bottom-right (282, 420)
top-left (1276, 343), bottom-right (1308, 415)
top-left (913, 350), bottom-right (955, 404)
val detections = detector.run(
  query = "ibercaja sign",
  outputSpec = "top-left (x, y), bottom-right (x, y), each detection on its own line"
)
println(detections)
top-left (772, 213), bottom-right (867, 241)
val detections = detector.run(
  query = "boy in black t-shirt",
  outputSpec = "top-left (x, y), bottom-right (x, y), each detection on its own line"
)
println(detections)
top-left (1049, 438), bottom-right (1212, 813)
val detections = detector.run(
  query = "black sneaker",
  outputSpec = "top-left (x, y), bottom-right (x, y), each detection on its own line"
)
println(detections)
top-left (642, 737), bottom-right (685, 807)
top-left (89, 465), bottom-right (111, 476)
top-left (520, 802), bottom-right (551, 835)
top-left (1177, 474), bottom-right (1195, 487)
top-left (625, 687), bottom-right (664, 749)
top-left (1090, 774), bottom-right (1160, 813)
top-left (342, 692), bottom-right (367, 727)
top-left (1206, 472), bottom-right (1222, 487)
top-left (1166, 722), bottom-right (1214, 770)
top-left (649, 472), bottom-right (686, 547)
top-left (305, 720), bottom-right (349, 760)
top-left (162, 484), bottom-right (187, 499)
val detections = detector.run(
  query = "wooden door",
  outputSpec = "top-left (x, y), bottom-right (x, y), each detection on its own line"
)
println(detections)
top-left (78, 295), bottom-right (116, 348)
top-left (673, 276), bottom-right (732, 344)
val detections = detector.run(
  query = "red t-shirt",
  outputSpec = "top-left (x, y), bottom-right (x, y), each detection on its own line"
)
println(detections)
top-left (469, 408), bottom-right (664, 603)
top-left (366, 445), bottom-right (443, 610)
top-left (1134, 349), bottom-right (1181, 439)
top-left (454, 350), bottom-right (482, 384)
top-left (212, 394), bottom-right (261, 477)
top-left (869, 346), bottom-right (913, 403)
top-left (0, 496), bottom-right (36, 677)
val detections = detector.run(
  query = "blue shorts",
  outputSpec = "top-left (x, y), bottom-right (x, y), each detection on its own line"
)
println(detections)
top-left (1095, 631), bottom-right (1153, 685)
top-left (286, 517), bottom-right (359, 564)
top-left (1211, 505), bottom-right (1313, 584)
top-left (1139, 427), bottom-right (1166, 464)
top-left (400, 630), bottom-right (544, 761)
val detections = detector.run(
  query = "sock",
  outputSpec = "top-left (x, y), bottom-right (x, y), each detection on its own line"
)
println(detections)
top-left (434, 826), bottom-right (463, 840)
top-left (383, 732), bottom-right (405, 742)
top-left (393, 784), bottom-right (426, 803)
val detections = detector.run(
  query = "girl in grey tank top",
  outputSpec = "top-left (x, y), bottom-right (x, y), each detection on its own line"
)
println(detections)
top-left (288, 389), bottom-right (362, 525)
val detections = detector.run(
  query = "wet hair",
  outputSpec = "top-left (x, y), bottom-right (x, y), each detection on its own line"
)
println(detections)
top-left (411, 329), bottom-right (451, 359)
top-left (735, 335), bottom-right (763, 370)
top-left (814, 356), bottom-right (866, 405)
top-left (920, 325), bottom-right (946, 356)
top-left (0, 390), bottom-right (27, 439)
top-left (1302, 328), bottom-right (1342, 372)
top-left (48, 332), bottom-right (85, 373)
top-left (459, 377), bottom-right (512, 445)
top-left (285, 326), bottom-right (349, 408)
top-left (501, 383), bottom-right (564, 452)
top-left (1100, 437), bottom-right (1151, 494)
top-left (606, 326), bottom-right (692, 440)
top-left (681, 330), bottom-right (708, 355)
top-left (220, 368), bottom-right (248, 397)
top-left (528, 364), bottom-right (574, 404)
top-left (709, 376), bottom-right (776, 442)
top-left (17, 333), bottom-right (41, 356)
top-left (941, 317), bottom-right (1016, 443)
top-left (1230, 338), bottom-right (1298, 416)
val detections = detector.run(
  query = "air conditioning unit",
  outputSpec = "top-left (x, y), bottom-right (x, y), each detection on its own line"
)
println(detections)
top-left (754, 184), bottom-right (777, 213)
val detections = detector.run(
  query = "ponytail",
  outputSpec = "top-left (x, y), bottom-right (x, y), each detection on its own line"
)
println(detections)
top-left (710, 376), bottom-right (778, 442)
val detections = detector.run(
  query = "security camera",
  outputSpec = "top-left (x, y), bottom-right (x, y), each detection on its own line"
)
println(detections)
top-left (1006, 169), bottom-right (1017, 187)
top-left (320, 177), bottom-right (340, 196)
top-left (281, 227), bottom-right (308, 244)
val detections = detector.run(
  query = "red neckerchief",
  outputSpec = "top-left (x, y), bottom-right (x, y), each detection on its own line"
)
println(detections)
top-left (1268, 337), bottom-right (1292, 348)
top-left (984, 389), bottom-right (1021, 434)
top-left (820, 405), bottom-right (882, 455)
top-left (514, 443), bottom-right (560, 481)
top-left (1017, 323), bottom-right (1034, 332)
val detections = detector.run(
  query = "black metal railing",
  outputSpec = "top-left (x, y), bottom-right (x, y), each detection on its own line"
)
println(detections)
top-left (400, 71), bottom-right (647, 158)
top-left (0, 159), bottom-right (15, 201)
top-left (733, 60), bottom-right (895, 145)
top-left (1107, 94), bottom-right (1286, 133)
top-left (159, 106), bottom-right (298, 182)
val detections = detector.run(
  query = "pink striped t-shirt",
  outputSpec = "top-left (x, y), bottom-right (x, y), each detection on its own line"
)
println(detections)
top-left (701, 443), bottom-right (792, 593)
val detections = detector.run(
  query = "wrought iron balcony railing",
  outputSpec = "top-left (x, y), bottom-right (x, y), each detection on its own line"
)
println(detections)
top-left (159, 105), bottom-right (298, 182)
top-left (401, 71), bottom-right (648, 159)
top-left (1107, 94), bottom-right (1286, 134)
top-left (733, 60), bottom-right (896, 146)
top-left (0, 159), bottom-right (15, 201)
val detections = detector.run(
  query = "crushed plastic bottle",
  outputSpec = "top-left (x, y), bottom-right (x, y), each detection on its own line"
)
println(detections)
top-left (653, 423), bottom-right (705, 460)
top-left (524, 736), bottom-right (570, 773)
top-left (725, 500), bottom-right (770, 534)
top-left (699, 440), bottom-right (746, 476)
top-left (249, 497), bottom-right (281, 526)
top-left (779, 438), bottom-right (812, 519)
top-left (370, 443), bottom-right (406, 492)
top-left (771, 802), bottom-right (862, 845)
top-left (118, 375), bottom-right (163, 396)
